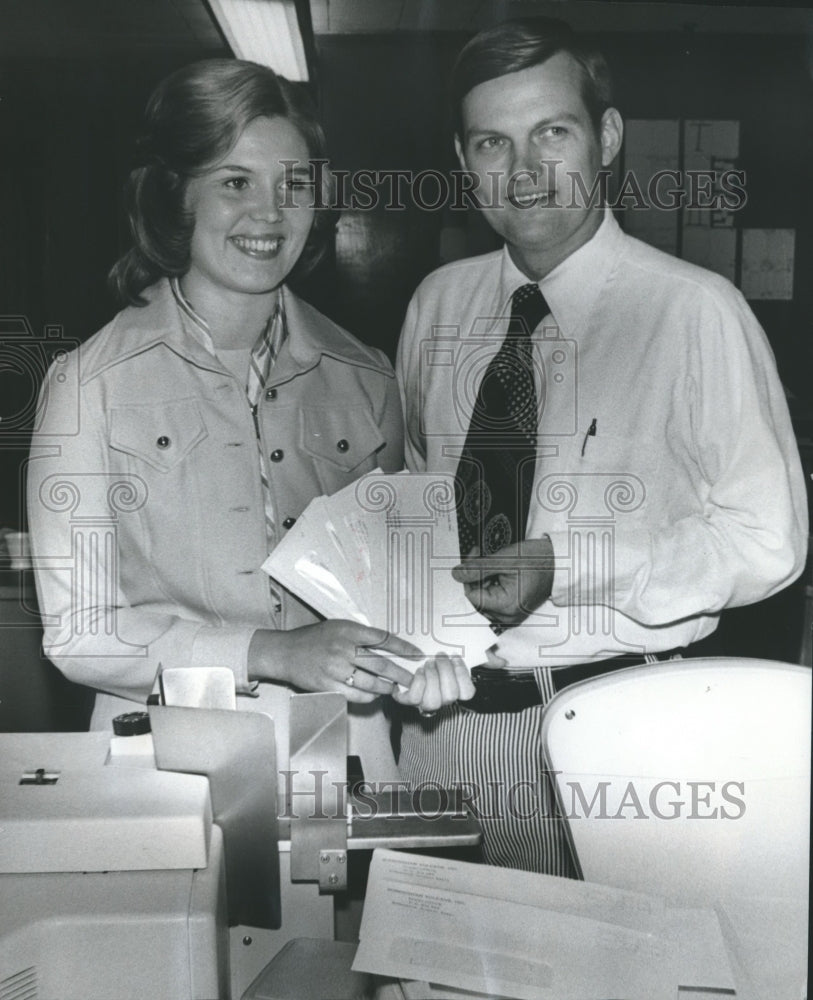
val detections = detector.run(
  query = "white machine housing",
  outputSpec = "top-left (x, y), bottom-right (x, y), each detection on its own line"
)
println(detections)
top-left (0, 732), bottom-right (229, 1000)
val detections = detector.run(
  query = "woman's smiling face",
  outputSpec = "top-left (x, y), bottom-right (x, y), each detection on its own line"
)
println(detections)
top-left (183, 115), bottom-right (315, 302)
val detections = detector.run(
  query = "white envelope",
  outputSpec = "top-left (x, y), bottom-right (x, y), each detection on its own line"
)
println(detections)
top-left (353, 850), bottom-right (739, 1000)
top-left (262, 471), bottom-right (496, 669)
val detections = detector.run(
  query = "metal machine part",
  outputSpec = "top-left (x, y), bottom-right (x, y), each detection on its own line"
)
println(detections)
top-left (287, 693), bottom-right (349, 891)
top-left (150, 705), bottom-right (280, 929)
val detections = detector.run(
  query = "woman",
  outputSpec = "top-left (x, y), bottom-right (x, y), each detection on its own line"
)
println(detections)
top-left (27, 59), bottom-right (456, 776)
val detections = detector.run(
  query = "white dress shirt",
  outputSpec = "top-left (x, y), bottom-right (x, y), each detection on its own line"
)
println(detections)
top-left (397, 211), bottom-right (808, 667)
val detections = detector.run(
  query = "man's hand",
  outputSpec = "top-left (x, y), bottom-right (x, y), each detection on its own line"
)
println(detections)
top-left (392, 653), bottom-right (476, 713)
top-left (452, 536), bottom-right (554, 625)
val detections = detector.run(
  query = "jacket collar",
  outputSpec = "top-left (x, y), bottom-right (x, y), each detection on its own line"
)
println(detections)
top-left (81, 279), bottom-right (224, 383)
top-left (81, 278), bottom-right (393, 384)
top-left (270, 290), bottom-right (393, 384)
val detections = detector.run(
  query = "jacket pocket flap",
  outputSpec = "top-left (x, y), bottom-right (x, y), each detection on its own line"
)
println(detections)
top-left (109, 400), bottom-right (208, 472)
top-left (299, 406), bottom-right (384, 472)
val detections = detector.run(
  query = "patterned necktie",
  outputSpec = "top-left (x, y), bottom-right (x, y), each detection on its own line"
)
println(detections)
top-left (456, 283), bottom-right (550, 558)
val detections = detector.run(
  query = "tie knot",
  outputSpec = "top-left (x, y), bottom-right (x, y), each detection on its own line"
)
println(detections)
top-left (514, 282), bottom-right (541, 301)
top-left (510, 283), bottom-right (549, 336)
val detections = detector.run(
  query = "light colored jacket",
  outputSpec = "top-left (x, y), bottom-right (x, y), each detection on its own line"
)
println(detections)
top-left (28, 279), bottom-right (404, 776)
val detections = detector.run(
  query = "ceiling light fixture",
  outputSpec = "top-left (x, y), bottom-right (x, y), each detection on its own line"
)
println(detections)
top-left (207, 0), bottom-right (309, 81)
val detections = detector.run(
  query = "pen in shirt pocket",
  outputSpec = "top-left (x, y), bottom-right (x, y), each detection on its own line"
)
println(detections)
top-left (581, 417), bottom-right (597, 456)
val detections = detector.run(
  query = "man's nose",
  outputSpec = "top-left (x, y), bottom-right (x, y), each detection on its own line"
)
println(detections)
top-left (510, 140), bottom-right (541, 180)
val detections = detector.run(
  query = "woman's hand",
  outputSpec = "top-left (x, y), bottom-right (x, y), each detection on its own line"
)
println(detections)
top-left (249, 621), bottom-right (421, 703)
top-left (392, 653), bottom-right (475, 715)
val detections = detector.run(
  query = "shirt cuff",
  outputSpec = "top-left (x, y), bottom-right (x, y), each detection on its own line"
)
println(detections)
top-left (545, 530), bottom-right (569, 606)
top-left (547, 526), bottom-right (645, 611)
top-left (189, 623), bottom-right (255, 694)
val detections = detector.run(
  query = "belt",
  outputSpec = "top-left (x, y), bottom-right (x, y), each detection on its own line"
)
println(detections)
top-left (465, 651), bottom-right (683, 714)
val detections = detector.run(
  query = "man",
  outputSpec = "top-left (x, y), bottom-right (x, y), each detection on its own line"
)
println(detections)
top-left (395, 18), bottom-right (808, 873)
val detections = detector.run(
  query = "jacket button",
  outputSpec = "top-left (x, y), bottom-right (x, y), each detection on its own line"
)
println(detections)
top-left (270, 449), bottom-right (284, 462)
top-left (282, 516), bottom-right (297, 529)
top-left (157, 436), bottom-right (171, 449)
top-left (336, 439), bottom-right (349, 453)
top-left (265, 388), bottom-right (277, 400)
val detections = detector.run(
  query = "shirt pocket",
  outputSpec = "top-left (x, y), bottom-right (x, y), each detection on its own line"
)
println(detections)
top-left (575, 431), bottom-right (663, 479)
top-left (540, 432), bottom-right (663, 527)
top-left (108, 399), bottom-right (209, 473)
top-left (299, 405), bottom-right (385, 487)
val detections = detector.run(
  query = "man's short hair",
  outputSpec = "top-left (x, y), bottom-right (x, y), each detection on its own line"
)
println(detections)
top-left (451, 18), bottom-right (614, 138)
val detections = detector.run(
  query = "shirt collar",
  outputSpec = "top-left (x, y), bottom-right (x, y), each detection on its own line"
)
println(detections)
top-left (497, 210), bottom-right (625, 338)
top-left (169, 276), bottom-right (216, 355)
top-left (169, 276), bottom-right (287, 362)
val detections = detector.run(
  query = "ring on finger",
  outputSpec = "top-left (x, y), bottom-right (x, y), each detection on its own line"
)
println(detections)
top-left (345, 669), bottom-right (358, 687)
top-left (419, 708), bottom-right (438, 718)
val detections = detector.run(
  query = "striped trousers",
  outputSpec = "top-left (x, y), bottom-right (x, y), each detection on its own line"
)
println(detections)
top-left (397, 669), bottom-right (576, 876)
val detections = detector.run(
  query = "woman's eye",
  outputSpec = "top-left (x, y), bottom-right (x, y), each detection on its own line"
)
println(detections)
top-left (285, 179), bottom-right (315, 190)
top-left (224, 176), bottom-right (249, 190)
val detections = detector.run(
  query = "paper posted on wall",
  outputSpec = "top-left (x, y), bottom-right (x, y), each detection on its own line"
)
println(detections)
top-left (261, 471), bottom-right (496, 670)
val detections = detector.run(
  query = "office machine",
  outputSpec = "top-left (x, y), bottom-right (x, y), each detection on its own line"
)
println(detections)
top-left (0, 693), bottom-right (480, 1000)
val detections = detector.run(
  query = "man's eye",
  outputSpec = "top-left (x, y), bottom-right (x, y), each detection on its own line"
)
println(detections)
top-left (479, 137), bottom-right (505, 151)
top-left (543, 126), bottom-right (566, 138)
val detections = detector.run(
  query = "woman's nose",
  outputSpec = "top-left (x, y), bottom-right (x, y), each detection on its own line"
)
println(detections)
top-left (249, 186), bottom-right (283, 222)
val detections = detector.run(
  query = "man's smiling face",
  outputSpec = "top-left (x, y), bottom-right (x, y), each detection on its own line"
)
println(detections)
top-left (456, 51), bottom-right (622, 279)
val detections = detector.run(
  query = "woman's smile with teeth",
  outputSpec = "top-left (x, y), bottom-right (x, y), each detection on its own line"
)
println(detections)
top-left (230, 235), bottom-right (283, 256)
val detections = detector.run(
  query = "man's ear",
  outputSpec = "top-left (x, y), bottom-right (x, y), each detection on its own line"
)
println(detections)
top-left (600, 108), bottom-right (624, 168)
top-left (454, 133), bottom-right (467, 172)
